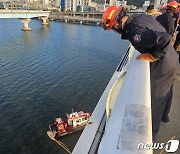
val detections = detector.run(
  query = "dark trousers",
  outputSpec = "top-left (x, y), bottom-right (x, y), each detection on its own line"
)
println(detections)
top-left (162, 84), bottom-right (173, 117)
top-left (151, 67), bottom-right (177, 139)
top-left (174, 31), bottom-right (180, 62)
top-left (174, 31), bottom-right (180, 51)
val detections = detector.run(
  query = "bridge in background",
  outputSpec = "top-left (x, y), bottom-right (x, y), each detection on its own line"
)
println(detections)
top-left (0, 9), bottom-right (50, 31)
top-left (49, 10), bottom-right (145, 26)
top-left (51, 15), bottom-right (103, 26)
top-left (0, 9), bottom-right (145, 30)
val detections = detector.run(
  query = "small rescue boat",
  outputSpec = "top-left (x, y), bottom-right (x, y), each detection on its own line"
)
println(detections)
top-left (47, 111), bottom-right (92, 138)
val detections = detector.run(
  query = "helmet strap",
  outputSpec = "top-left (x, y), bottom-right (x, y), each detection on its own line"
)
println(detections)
top-left (112, 10), bottom-right (126, 33)
top-left (112, 20), bottom-right (123, 34)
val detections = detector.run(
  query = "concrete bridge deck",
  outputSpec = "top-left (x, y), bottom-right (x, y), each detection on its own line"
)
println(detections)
top-left (154, 64), bottom-right (180, 154)
top-left (0, 9), bottom-right (50, 30)
top-left (0, 10), bottom-right (50, 18)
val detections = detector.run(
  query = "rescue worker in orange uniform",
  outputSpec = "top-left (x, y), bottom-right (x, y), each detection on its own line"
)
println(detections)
top-left (103, 5), bottom-right (179, 140)
top-left (156, 1), bottom-right (180, 123)
top-left (156, 1), bottom-right (179, 36)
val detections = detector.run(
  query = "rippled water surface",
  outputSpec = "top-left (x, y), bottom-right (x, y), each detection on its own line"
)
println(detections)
top-left (0, 19), bottom-right (129, 153)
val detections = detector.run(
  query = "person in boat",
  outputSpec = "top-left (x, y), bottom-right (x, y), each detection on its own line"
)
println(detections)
top-left (156, 1), bottom-right (179, 36)
top-left (103, 5), bottom-right (179, 141)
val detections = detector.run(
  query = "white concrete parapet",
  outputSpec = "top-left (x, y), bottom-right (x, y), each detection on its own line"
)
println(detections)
top-left (72, 47), bottom-right (152, 154)
top-left (98, 50), bottom-right (152, 154)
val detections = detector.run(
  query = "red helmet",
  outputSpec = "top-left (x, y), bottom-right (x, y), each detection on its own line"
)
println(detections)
top-left (167, 1), bottom-right (179, 10)
top-left (103, 5), bottom-right (126, 31)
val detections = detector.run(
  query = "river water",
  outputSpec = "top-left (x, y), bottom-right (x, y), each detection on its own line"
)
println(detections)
top-left (0, 19), bottom-right (129, 153)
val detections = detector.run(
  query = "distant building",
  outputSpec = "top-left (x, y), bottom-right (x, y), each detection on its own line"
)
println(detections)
top-left (142, 0), bottom-right (150, 10)
top-left (63, 0), bottom-right (90, 12)
top-left (28, 0), bottom-right (40, 2)
top-left (0, 2), bottom-right (5, 9)
top-left (143, 0), bottom-right (150, 7)
top-left (109, 0), bottom-right (127, 7)
top-left (65, 0), bottom-right (72, 11)
top-left (44, 0), bottom-right (50, 5)
top-left (157, 0), bottom-right (168, 7)
top-left (61, 0), bottom-right (65, 10)
top-left (51, 0), bottom-right (60, 7)
top-left (154, 0), bottom-right (161, 8)
top-left (116, 0), bottom-right (127, 6)
top-left (109, 0), bottom-right (117, 6)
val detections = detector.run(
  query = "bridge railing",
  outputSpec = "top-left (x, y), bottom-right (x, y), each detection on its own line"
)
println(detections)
top-left (72, 45), bottom-right (152, 154)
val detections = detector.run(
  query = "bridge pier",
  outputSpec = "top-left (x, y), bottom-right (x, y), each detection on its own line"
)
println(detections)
top-left (41, 17), bottom-right (48, 25)
top-left (21, 18), bottom-right (31, 31)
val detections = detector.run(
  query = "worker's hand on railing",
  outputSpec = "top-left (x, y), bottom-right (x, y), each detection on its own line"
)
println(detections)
top-left (136, 53), bottom-right (157, 62)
